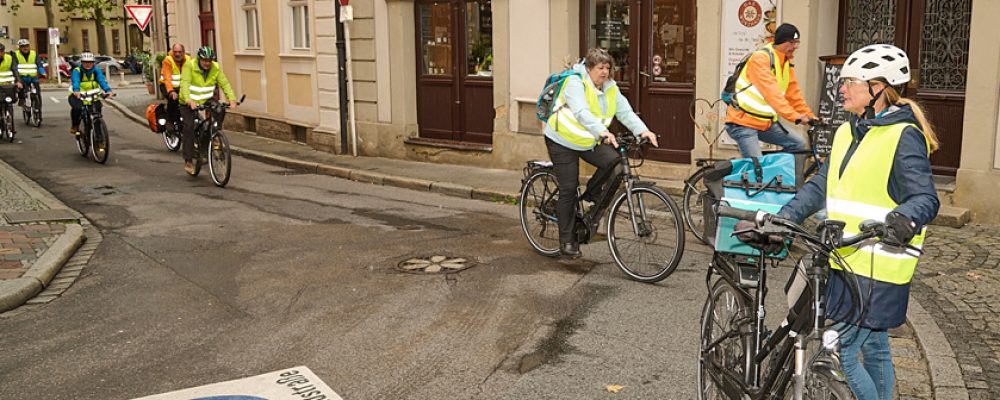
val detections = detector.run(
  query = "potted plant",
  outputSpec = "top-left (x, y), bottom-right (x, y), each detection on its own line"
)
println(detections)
top-left (143, 52), bottom-right (164, 95)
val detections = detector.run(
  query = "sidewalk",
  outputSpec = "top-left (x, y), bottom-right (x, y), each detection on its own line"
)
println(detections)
top-left (0, 159), bottom-right (86, 313)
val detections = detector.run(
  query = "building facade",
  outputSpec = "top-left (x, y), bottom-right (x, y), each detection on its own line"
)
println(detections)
top-left (1, 0), bottom-right (132, 59)
top-left (167, 0), bottom-right (1000, 223)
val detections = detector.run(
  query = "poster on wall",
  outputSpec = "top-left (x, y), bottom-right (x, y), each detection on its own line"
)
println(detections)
top-left (717, 0), bottom-right (778, 145)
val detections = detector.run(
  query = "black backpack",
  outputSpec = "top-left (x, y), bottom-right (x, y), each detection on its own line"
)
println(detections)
top-left (720, 49), bottom-right (775, 112)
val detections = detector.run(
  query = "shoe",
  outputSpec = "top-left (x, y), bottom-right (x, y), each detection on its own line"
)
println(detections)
top-left (184, 160), bottom-right (196, 175)
top-left (70, 126), bottom-right (80, 136)
top-left (560, 242), bottom-right (582, 258)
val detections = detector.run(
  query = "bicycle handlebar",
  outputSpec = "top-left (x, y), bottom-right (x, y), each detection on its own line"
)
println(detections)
top-left (194, 95), bottom-right (246, 112)
top-left (794, 117), bottom-right (828, 127)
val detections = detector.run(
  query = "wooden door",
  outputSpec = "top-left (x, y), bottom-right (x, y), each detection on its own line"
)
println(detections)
top-left (199, 0), bottom-right (216, 49)
top-left (839, 0), bottom-right (970, 176)
top-left (581, 0), bottom-right (694, 164)
top-left (415, 0), bottom-right (494, 144)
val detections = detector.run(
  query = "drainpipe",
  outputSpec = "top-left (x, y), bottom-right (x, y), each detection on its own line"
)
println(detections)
top-left (335, 1), bottom-right (350, 154)
top-left (162, 0), bottom-right (171, 48)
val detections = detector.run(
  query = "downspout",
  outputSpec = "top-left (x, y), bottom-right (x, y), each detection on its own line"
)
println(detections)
top-left (163, 0), bottom-right (171, 48)
top-left (335, 1), bottom-right (350, 154)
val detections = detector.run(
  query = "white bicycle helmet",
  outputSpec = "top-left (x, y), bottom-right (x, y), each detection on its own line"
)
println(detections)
top-left (80, 52), bottom-right (96, 62)
top-left (17, 39), bottom-right (29, 47)
top-left (840, 44), bottom-right (911, 86)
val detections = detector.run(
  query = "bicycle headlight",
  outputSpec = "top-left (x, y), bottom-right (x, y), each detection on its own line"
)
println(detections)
top-left (158, 118), bottom-right (166, 125)
top-left (3, 97), bottom-right (10, 103)
top-left (822, 329), bottom-right (840, 352)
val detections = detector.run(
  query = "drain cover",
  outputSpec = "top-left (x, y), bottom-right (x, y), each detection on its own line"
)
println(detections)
top-left (397, 255), bottom-right (474, 274)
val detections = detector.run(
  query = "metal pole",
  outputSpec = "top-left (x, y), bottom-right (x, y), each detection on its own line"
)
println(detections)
top-left (335, 1), bottom-right (349, 155)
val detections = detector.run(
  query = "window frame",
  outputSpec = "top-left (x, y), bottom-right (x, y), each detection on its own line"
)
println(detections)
top-left (236, 0), bottom-right (262, 52)
top-left (283, 0), bottom-right (313, 53)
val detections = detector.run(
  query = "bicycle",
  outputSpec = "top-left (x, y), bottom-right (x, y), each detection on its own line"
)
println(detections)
top-left (0, 88), bottom-right (15, 142)
top-left (162, 114), bottom-right (181, 152)
top-left (20, 80), bottom-right (42, 128)
top-left (697, 205), bottom-right (922, 399)
top-left (187, 96), bottom-right (242, 187)
top-left (519, 132), bottom-right (685, 283)
top-left (74, 93), bottom-right (112, 164)
top-left (682, 119), bottom-right (829, 245)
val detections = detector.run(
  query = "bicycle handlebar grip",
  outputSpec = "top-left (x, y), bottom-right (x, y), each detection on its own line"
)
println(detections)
top-left (717, 206), bottom-right (760, 222)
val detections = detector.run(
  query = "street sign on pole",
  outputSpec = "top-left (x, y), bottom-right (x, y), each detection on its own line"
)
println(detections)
top-left (48, 27), bottom-right (60, 45)
top-left (126, 5), bottom-right (154, 32)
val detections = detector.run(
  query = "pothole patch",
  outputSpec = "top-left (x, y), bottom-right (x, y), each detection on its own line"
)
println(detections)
top-left (397, 255), bottom-right (474, 274)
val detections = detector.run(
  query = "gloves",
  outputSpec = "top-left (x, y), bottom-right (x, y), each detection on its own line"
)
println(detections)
top-left (884, 211), bottom-right (918, 247)
top-left (734, 220), bottom-right (785, 255)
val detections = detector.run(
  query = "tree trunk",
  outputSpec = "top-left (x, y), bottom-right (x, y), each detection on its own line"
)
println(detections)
top-left (43, 0), bottom-right (55, 32)
top-left (94, 7), bottom-right (109, 55)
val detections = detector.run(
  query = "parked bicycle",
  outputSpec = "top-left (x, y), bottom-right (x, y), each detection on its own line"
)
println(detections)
top-left (0, 89), bottom-right (15, 142)
top-left (697, 205), bottom-right (920, 399)
top-left (683, 119), bottom-right (828, 244)
top-left (519, 132), bottom-right (685, 283)
top-left (187, 96), bottom-right (242, 187)
top-left (20, 81), bottom-right (41, 127)
top-left (74, 93), bottom-right (111, 164)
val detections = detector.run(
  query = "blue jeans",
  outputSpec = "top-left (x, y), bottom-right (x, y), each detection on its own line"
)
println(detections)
top-left (833, 322), bottom-right (895, 400)
top-left (726, 122), bottom-right (807, 158)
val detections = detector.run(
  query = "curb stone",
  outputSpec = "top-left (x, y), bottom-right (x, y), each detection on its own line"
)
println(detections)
top-left (908, 296), bottom-right (971, 398)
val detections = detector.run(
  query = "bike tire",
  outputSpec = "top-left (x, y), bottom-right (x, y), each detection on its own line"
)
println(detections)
top-left (31, 93), bottom-right (42, 127)
top-left (191, 132), bottom-right (204, 177)
top-left (3, 108), bottom-right (14, 142)
top-left (208, 131), bottom-right (232, 187)
top-left (91, 119), bottom-right (110, 164)
top-left (607, 186), bottom-right (685, 283)
top-left (698, 278), bottom-right (751, 400)
top-left (683, 167), bottom-right (710, 245)
top-left (163, 124), bottom-right (181, 152)
top-left (76, 128), bottom-right (89, 157)
top-left (518, 170), bottom-right (561, 257)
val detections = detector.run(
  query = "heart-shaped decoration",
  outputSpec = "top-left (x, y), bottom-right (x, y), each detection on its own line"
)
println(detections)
top-left (689, 98), bottom-right (726, 158)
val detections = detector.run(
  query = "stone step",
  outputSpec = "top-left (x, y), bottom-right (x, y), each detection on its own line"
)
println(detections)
top-left (930, 205), bottom-right (969, 228)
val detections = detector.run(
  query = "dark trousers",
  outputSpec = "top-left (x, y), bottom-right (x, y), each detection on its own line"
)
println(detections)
top-left (68, 96), bottom-right (101, 128)
top-left (545, 137), bottom-right (620, 245)
top-left (159, 83), bottom-right (181, 128)
top-left (180, 105), bottom-right (199, 161)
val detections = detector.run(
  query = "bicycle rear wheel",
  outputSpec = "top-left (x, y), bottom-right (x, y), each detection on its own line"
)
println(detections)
top-left (163, 123), bottom-right (181, 151)
top-left (519, 170), bottom-right (561, 257)
top-left (607, 185), bottom-right (684, 282)
top-left (683, 167), bottom-right (710, 245)
top-left (208, 131), bottom-right (232, 187)
top-left (698, 278), bottom-right (750, 400)
top-left (91, 119), bottom-right (110, 164)
top-left (2, 107), bottom-right (13, 142)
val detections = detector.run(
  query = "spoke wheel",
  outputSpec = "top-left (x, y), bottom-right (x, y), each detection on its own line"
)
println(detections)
top-left (31, 93), bottom-right (42, 127)
top-left (163, 123), bottom-right (181, 151)
top-left (191, 131), bottom-right (204, 177)
top-left (90, 119), bottom-right (110, 164)
top-left (76, 127), bottom-right (89, 157)
top-left (698, 278), bottom-right (750, 400)
top-left (208, 131), bottom-right (232, 187)
top-left (3, 108), bottom-right (14, 142)
top-left (608, 186), bottom-right (685, 282)
top-left (519, 171), bottom-right (561, 257)
top-left (683, 167), bottom-right (710, 245)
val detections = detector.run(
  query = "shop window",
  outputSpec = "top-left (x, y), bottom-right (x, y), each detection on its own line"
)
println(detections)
top-left (419, 2), bottom-right (452, 76)
top-left (650, 0), bottom-right (696, 83)
top-left (465, 0), bottom-right (492, 76)
top-left (585, 0), bottom-right (631, 83)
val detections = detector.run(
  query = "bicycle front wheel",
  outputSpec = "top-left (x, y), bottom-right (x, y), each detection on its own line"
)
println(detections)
top-left (519, 170), bottom-right (561, 257)
top-left (607, 185), bottom-right (684, 282)
top-left (30, 93), bottom-right (42, 127)
top-left (208, 131), bottom-right (232, 187)
top-left (698, 278), bottom-right (750, 400)
top-left (683, 167), bottom-right (710, 245)
top-left (91, 119), bottom-right (110, 164)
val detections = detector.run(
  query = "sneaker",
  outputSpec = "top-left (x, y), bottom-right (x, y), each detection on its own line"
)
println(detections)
top-left (70, 126), bottom-right (80, 136)
top-left (184, 160), bottom-right (196, 175)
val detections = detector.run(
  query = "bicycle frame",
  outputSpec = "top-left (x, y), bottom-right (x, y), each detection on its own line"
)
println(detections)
top-left (573, 137), bottom-right (651, 244)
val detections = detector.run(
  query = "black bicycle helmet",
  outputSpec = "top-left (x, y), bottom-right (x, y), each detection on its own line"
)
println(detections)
top-left (197, 46), bottom-right (215, 60)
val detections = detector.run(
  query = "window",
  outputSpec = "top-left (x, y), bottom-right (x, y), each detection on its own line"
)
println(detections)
top-left (19, 28), bottom-right (28, 40)
top-left (112, 29), bottom-right (121, 54)
top-left (240, 0), bottom-right (261, 49)
top-left (82, 29), bottom-right (90, 52)
top-left (419, 2), bottom-right (452, 76)
top-left (290, 0), bottom-right (310, 49)
top-left (465, 0), bottom-right (492, 76)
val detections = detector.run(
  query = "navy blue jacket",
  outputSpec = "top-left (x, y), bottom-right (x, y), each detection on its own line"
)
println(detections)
top-left (779, 104), bottom-right (940, 329)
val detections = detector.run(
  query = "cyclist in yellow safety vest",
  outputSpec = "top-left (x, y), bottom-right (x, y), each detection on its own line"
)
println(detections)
top-left (724, 23), bottom-right (816, 158)
top-left (14, 39), bottom-right (45, 107)
top-left (68, 52), bottom-right (115, 136)
top-left (0, 43), bottom-right (24, 135)
top-left (159, 43), bottom-right (190, 132)
top-left (178, 46), bottom-right (237, 176)
top-left (743, 44), bottom-right (940, 400)
top-left (543, 48), bottom-right (659, 259)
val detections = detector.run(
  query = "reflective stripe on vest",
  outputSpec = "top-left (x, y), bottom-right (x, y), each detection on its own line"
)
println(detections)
top-left (15, 51), bottom-right (38, 76)
top-left (183, 59), bottom-right (224, 105)
top-left (160, 55), bottom-right (188, 87)
top-left (189, 84), bottom-right (217, 101)
top-left (546, 75), bottom-right (617, 149)
top-left (0, 55), bottom-right (14, 85)
top-left (733, 44), bottom-right (790, 121)
top-left (825, 122), bottom-right (927, 285)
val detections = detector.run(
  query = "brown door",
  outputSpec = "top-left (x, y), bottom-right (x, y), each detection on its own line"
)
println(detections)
top-left (34, 29), bottom-right (49, 57)
top-left (415, 0), bottom-right (495, 144)
top-left (839, 0), bottom-right (970, 176)
top-left (581, 0), bottom-right (695, 164)
top-left (199, 0), bottom-right (216, 49)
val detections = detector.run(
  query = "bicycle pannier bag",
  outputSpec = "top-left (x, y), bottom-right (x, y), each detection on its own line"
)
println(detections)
top-left (145, 103), bottom-right (168, 133)
top-left (703, 152), bottom-right (799, 259)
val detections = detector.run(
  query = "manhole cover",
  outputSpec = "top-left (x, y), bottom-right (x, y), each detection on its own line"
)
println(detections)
top-left (397, 255), bottom-right (474, 274)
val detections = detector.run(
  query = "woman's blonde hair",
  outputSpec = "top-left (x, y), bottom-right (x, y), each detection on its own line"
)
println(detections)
top-left (883, 86), bottom-right (940, 153)
top-left (583, 48), bottom-right (614, 70)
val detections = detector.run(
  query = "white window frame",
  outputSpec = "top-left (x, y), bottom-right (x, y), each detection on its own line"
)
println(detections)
top-left (237, 0), bottom-right (261, 51)
top-left (283, 0), bottom-right (312, 53)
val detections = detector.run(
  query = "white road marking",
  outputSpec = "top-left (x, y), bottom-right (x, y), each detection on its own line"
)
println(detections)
top-left (50, 97), bottom-right (60, 104)
top-left (131, 366), bottom-right (343, 400)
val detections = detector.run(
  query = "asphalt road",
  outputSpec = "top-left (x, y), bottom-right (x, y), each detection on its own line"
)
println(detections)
top-left (0, 88), bottom-right (756, 399)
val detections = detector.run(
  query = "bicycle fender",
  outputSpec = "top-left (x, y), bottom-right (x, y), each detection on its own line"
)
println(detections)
top-left (810, 356), bottom-right (848, 383)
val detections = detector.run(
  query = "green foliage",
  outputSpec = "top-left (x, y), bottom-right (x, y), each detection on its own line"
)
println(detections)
top-left (56, 0), bottom-right (117, 25)
top-left (143, 52), bottom-right (166, 83)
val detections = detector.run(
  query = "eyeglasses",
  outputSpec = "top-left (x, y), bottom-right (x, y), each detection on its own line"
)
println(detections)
top-left (840, 78), bottom-right (868, 88)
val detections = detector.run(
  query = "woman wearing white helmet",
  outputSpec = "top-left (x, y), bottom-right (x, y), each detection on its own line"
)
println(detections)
top-left (743, 43), bottom-right (941, 400)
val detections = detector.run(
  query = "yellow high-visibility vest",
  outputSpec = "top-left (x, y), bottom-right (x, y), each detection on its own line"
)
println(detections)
top-left (733, 44), bottom-right (789, 121)
top-left (15, 51), bottom-right (38, 77)
top-left (546, 75), bottom-right (618, 149)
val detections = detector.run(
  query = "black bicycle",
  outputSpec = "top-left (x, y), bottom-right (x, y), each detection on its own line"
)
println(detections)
top-left (187, 97), bottom-right (241, 187)
top-left (74, 93), bottom-right (111, 164)
top-left (682, 120), bottom-right (828, 244)
top-left (20, 81), bottom-right (42, 128)
top-left (0, 88), bottom-right (15, 142)
top-left (519, 133), bottom-right (685, 283)
top-left (697, 205), bottom-right (921, 399)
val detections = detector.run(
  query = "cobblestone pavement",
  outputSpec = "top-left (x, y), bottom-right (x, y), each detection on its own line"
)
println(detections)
top-left (0, 224), bottom-right (65, 281)
top-left (912, 224), bottom-right (1000, 399)
top-left (0, 173), bottom-right (46, 217)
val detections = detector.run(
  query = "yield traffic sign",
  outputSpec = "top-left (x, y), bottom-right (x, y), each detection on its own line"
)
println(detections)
top-left (126, 5), bottom-right (154, 31)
